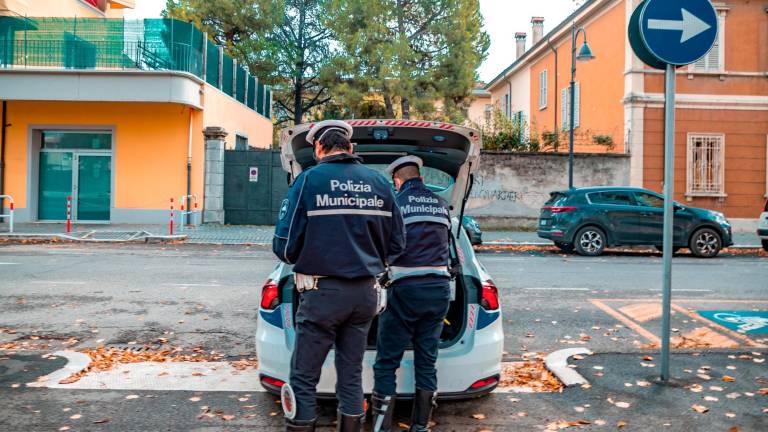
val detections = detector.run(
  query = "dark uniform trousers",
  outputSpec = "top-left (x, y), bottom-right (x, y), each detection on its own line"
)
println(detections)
top-left (373, 276), bottom-right (451, 396)
top-left (290, 276), bottom-right (378, 421)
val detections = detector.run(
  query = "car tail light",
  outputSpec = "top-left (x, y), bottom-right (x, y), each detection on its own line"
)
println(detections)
top-left (480, 281), bottom-right (499, 311)
top-left (261, 376), bottom-right (285, 388)
top-left (260, 280), bottom-right (279, 310)
top-left (470, 376), bottom-right (499, 389)
top-left (543, 206), bottom-right (577, 213)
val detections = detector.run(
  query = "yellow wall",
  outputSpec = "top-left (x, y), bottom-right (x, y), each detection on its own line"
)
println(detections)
top-left (0, 0), bottom-right (128, 18)
top-left (467, 94), bottom-right (491, 128)
top-left (203, 84), bottom-right (273, 150)
top-left (3, 101), bottom-right (202, 212)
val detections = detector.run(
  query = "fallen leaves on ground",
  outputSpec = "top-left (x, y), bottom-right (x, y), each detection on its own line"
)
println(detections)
top-left (498, 360), bottom-right (563, 393)
top-left (722, 375), bottom-right (736, 382)
top-left (57, 346), bottom-right (257, 384)
top-left (692, 404), bottom-right (709, 414)
top-left (545, 419), bottom-right (590, 430)
top-left (472, 413), bottom-right (486, 420)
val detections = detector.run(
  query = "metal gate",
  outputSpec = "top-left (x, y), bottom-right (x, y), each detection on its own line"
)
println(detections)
top-left (223, 149), bottom-right (289, 225)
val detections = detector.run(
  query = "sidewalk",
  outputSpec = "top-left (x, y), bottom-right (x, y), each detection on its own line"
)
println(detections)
top-left (0, 223), bottom-right (762, 247)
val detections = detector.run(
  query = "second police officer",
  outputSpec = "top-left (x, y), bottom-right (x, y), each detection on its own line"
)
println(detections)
top-left (273, 120), bottom-right (406, 432)
top-left (371, 156), bottom-right (453, 432)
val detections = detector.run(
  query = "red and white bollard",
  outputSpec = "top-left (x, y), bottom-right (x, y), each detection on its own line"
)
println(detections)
top-left (66, 196), bottom-right (72, 233)
top-left (169, 198), bottom-right (174, 236)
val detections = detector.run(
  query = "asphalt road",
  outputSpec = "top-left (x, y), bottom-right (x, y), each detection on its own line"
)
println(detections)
top-left (1, 243), bottom-right (766, 431)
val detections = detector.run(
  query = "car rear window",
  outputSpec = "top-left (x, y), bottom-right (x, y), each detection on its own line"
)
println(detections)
top-left (764, 199), bottom-right (768, 212)
top-left (367, 164), bottom-right (454, 191)
top-left (545, 192), bottom-right (569, 206)
top-left (588, 191), bottom-right (634, 205)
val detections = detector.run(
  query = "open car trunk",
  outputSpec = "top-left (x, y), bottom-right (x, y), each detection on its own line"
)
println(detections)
top-left (279, 120), bottom-right (481, 349)
top-left (286, 261), bottom-right (467, 349)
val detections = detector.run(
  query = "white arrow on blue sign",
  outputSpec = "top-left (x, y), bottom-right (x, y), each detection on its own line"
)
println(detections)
top-left (640, 0), bottom-right (718, 65)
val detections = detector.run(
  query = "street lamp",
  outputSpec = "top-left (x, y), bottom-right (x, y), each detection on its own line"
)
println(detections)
top-left (568, 23), bottom-right (595, 189)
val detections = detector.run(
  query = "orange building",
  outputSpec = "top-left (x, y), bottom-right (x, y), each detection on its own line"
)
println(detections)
top-left (485, 0), bottom-right (767, 223)
top-left (0, 1), bottom-right (273, 224)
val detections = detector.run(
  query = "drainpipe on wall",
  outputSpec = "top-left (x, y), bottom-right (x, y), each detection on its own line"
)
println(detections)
top-left (546, 36), bottom-right (559, 144)
top-left (187, 108), bottom-right (193, 225)
top-left (507, 80), bottom-right (513, 118)
top-left (0, 101), bottom-right (7, 217)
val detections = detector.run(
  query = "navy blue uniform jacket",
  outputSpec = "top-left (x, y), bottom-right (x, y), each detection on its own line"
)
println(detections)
top-left (390, 178), bottom-right (451, 271)
top-left (273, 153), bottom-right (406, 278)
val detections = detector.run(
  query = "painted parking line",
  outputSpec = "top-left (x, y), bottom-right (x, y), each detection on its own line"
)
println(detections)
top-left (590, 298), bottom-right (768, 349)
top-left (0, 262), bottom-right (19, 265)
top-left (524, 287), bottom-right (590, 291)
top-left (648, 288), bottom-right (713, 293)
top-left (30, 281), bottom-right (86, 285)
top-left (161, 283), bottom-right (223, 288)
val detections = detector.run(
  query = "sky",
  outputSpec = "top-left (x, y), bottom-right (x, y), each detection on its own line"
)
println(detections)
top-left (124, 0), bottom-right (582, 83)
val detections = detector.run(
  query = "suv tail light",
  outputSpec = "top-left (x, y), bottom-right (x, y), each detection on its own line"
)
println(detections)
top-left (480, 281), bottom-right (499, 311)
top-left (543, 206), bottom-right (577, 213)
top-left (260, 280), bottom-right (279, 310)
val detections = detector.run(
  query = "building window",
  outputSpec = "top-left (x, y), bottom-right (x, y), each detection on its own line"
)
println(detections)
top-left (503, 93), bottom-right (511, 118)
top-left (691, 13), bottom-right (724, 72)
top-left (686, 134), bottom-right (725, 197)
top-left (560, 83), bottom-right (580, 130)
top-left (539, 70), bottom-right (548, 110)
top-left (235, 134), bottom-right (248, 150)
top-left (484, 104), bottom-right (492, 123)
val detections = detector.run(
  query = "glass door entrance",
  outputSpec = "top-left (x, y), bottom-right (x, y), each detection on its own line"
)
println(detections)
top-left (38, 131), bottom-right (112, 222)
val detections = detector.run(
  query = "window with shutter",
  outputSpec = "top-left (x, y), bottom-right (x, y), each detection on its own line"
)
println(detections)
top-left (574, 82), bottom-right (581, 129)
top-left (560, 84), bottom-right (580, 131)
top-left (561, 88), bottom-right (568, 130)
top-left (686, 134), bottom-right (725, 197)
top-left (539, 70), bottom-right (548, 110)
top-left (692, 13), bottom-right (724, 71)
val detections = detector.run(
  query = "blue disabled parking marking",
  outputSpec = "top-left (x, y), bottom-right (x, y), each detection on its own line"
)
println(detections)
top-left (698, 311), bottom-right (768, 335)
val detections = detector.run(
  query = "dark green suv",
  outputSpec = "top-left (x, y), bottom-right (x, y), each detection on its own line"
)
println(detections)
top-left (537, 187), bottom-right (733, 258)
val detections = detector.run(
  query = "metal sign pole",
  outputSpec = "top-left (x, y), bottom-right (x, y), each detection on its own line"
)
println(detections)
top-left (660, 63), bottom-right (676, 382)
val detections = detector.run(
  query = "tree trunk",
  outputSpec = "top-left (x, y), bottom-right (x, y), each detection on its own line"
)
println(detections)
top-left (401, 97), bottom-right (410, 120)
top-left (384, 94), bottom-right (395, 118)
top-left (293, 3), bottom-right (306, 125)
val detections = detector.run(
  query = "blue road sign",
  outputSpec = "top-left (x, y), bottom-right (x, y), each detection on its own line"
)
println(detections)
top-left (640, 0), bottom-right (718, 66)
top-left (698, 311), bottom-right (768, 335)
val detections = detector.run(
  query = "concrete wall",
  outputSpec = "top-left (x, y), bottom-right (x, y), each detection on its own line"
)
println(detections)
top-left (466, 152), bottom-right (631, 229)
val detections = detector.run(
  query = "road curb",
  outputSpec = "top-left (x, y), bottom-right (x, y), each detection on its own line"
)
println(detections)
top-left (27, 350), bottom-right (91, 388)
top-left (544, 348), bottom-right (592, 387)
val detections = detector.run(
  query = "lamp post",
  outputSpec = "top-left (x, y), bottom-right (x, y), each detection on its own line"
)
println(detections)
top-left (568, 23), bottom-right (595, 189)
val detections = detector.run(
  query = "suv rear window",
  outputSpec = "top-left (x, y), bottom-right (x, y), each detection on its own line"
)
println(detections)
top-left (588, 191), bottom-right (634, 205)
top-left (545, 192), bottom-right (569, 207)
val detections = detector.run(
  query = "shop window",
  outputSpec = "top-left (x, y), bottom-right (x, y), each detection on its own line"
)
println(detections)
top-left (687, 134), bottom-right (725, 197)
top-left (42, 131), bottom-right (111, 150)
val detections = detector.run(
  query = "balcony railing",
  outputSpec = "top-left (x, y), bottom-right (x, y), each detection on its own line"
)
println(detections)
top-left (0, 16), bottom-right (272, 118)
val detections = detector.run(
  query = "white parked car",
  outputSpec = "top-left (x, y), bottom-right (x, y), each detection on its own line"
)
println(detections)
top-left (759, 198), bottom-right (768, 251)
top-left (256, 120), bottom-right (503, 399)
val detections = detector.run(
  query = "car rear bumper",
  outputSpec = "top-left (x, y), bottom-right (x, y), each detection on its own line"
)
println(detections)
top-left (757, 228), bottom-right (768, 238)
top-left (255, 304), bottom-right (503, 399)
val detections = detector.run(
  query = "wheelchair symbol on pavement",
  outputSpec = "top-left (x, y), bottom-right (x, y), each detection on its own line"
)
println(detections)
top-left (699, 311), bottom-right (768, 334)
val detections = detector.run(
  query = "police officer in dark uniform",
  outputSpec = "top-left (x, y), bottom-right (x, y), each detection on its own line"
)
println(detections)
top-left (371, 156), bottom-right (452, 432)
top-left (273, 120), bottom-right (406, 432)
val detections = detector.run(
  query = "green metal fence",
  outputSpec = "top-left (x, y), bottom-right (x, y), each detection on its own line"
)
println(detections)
top-left (0, 16), bottom-right (271, 118)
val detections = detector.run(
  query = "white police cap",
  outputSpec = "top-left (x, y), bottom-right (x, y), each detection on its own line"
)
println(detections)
top-left (305, 120), bottom-right (354, 145)
top-left (385, 155), bottom-right (423, 177)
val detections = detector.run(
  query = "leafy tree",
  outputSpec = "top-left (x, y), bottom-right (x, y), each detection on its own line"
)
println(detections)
top-left (166, 0), bottom-right (337, 126)
top-left (326, 0), bottom-right (489, 120)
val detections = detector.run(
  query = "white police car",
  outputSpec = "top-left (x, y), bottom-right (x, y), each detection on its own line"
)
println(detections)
top-left (256, 120), bottom-right (503, 399)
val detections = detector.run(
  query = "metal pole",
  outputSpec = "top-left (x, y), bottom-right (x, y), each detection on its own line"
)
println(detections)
top-left (660, 63), bottom-right (676, 382)
top-left (568, 24), bottom-right (577, 189)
